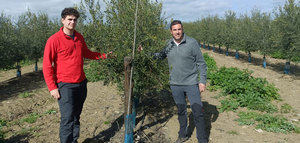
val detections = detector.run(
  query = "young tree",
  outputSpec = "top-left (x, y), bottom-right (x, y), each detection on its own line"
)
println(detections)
top-left (273, 0), bottom-right (299, 73)
top-left (86, 0), bottom-right (169, 96)
top-left (209, 15), bottom-right (222, 52)
top-left (0, 13), bottom-right (18, 69)
top-left (223, 11), bottom-right (237, 56)
top-left (258, 12), bottom-right (273, 68)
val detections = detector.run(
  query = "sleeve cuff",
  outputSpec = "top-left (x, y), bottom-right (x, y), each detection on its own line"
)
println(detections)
top-left (98, 53), bottom-right (107, 59)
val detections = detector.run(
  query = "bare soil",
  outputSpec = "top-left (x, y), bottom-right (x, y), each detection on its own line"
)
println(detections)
top-left (0, 49), bottom-right (299, 143)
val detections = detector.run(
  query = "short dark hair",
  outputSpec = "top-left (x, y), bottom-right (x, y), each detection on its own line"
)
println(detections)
top-left (170, 20), bottom-right (182, 30)
top-left (61, 8), bottom-right (80, 19)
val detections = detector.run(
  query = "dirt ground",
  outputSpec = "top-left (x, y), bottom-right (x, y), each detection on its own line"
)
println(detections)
top-left (0, 48), bottom-right (299, 143)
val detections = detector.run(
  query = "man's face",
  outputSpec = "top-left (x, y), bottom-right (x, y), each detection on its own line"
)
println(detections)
top-left (170, 24), bottom-right (183, 42)
top-left (61, 15), bottom-right (77, 31)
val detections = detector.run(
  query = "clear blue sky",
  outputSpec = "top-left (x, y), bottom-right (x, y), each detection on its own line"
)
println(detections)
top-left (0, 0), bottom-right (290, 22)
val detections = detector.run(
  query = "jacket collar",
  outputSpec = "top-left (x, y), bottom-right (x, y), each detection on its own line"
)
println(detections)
top-left (170, 33), bottom-right (186, 45)
top-left (59, 27), bottom-right (78, 40)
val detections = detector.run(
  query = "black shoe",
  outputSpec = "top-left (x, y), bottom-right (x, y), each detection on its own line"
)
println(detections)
top-left (175, 137), bottom-right (189, 143)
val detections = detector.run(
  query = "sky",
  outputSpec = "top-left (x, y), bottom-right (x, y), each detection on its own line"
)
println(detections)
top-left (0, 0), bottom-right (290, 22)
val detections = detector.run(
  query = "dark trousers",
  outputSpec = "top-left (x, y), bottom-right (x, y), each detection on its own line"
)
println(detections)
top-left (57, 79), bottom-right (87, 143)
top-left (170, 85), bottom-right (207, 143)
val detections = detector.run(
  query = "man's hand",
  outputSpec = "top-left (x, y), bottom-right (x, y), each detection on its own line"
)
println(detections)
top-left (137, 45), bottom-right (143, 52)
top-left (199, 83), bottom-right (206, 93)
top-left (50, 89), bottom-right (60, 99)
top-left (107, 51), bottom-right (115, 59)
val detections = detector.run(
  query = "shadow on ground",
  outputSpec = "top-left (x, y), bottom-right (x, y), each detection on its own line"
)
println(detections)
top-left (83, 89), bottom-right (219, 143)
top-left (0, 70), bottom-right (45, 101)
top-left (4, 133), bottom-right (31, 143)
top-left (83, 115), bottom-right (124, 143)
top-left (186, 101), bottom-right (219, 140)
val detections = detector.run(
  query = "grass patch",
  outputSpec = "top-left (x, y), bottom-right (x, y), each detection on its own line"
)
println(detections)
top-left (18, 92), bottom-right (33, 98)
top-left (20, 113), bottom-right (40, 124)
top-left (280, 103), bottom-right (293, 113)
top-left (44, 109), bottom-right (57, 115)
top-left (209, 67), bottom-right (280, 113)
top-left (227, 130), bottom-right (239, 135)
top-left (219, 98), bottom-right (239, 112)
top-left (0, 120), bottom-right (6, 128)
top-left (0, 130), bottom-right (4, 143)
top-left (204, 54), bottom-right (298, 134)
top-left (104, 121), bottom-right (110, 125)
top-left (237, 111), bottom-right (297, 133)
top-left (0, 119), bottom-right (7, 143)
top-left (203, 53), bottom-right (218, 79)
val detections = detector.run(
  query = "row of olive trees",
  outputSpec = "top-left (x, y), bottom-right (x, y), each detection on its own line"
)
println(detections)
top-left (184, 0), bottom-right (299, 73)
top-left (1, 0), bottom-right (170, 93)
top-left (0, 12), bottom-right (60, 75)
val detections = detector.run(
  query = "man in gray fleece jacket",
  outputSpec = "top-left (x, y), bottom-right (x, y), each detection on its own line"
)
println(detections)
top-left (154, 20), bottom-right (208, 143)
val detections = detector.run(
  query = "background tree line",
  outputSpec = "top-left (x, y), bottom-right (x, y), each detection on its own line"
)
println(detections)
top-left (0, 11), bottom-right (59, 71)
top-left (0, 0), bottom-right (170, 96)
top-left (183, 0), bottom-right (299, 70)
top-left (0, 0), bottom-right (298, 83)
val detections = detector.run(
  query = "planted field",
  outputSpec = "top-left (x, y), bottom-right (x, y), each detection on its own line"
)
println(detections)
top-left (0, 49), bottom-right (299, 143)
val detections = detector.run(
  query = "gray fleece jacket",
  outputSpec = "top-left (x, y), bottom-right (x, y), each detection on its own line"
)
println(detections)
top-left (154, 34), bottom-right (207, 85)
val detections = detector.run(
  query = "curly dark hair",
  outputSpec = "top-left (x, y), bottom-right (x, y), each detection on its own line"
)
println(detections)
top-left (170, 20), bottom-right (182, 30)
top-left (61, 7), bottom-right (80, 19)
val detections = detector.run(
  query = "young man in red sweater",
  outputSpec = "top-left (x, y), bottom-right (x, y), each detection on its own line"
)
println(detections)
top-left (43, 8), bottom-right (108, 143)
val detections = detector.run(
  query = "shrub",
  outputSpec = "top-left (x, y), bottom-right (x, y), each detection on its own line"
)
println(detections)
top-left (237, 111), bottom-right (297, 133)
top-left (210, 67), bottom-right (280, 112)
top-left (21, 113), bottom-right (40, 124)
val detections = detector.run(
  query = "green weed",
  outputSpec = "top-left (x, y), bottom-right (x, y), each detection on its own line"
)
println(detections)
top-left (237, 111), bottom-right (297, 133)
top-left (21, 113), bottom-right (40, 124)
top-left (0, 119), bottom-right (6, 128)
top-left (280, 103), bottom-right (292, 113)
top-left (0, 130), bottom-right (4, 143)
top-left (104, 121), bottom-right (110, 125)
top-left (209, 67), bottom-right (280, 113)
top-left (203, 53), bottom-right (218, 79)
top-left (227, 130), bottom-right (239, 135)
top-left (44, 109), bottom-right (57, 115)
top-left (0, 119), bottom-right (6, 143)
top-left (236, 111), bottom-right (260, 125)
top-left (219, 99), bottom-right (239, 112)
top-left (18, 92), bottom-right (33, 98)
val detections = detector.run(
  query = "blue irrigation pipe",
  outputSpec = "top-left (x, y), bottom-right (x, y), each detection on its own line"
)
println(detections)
top-left (226, 48), bottom-right (229, 56)
top-left (248, 52), bottom-right (251, 63)
top-left (16, 64), bottom-right (21, 77)
top-left (235, 50), bottom-right (239, 59)
top-left (263, 56), bottom-right (266, 68)
top-left (219, 46), bottom-right (222, 54)
top-left (35, 61), bottom-right (38, 72)
top-left (284, 61), bottom-right (290, 74)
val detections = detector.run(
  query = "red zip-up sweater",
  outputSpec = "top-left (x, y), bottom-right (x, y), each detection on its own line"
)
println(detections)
top-left (43, 27), bottom-right (106, 91)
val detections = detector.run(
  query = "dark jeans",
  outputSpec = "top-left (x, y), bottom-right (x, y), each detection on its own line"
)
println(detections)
top-left (57, 79), bottom-right (87, 143)
top-left (170, 84), bottom-right (207, 143)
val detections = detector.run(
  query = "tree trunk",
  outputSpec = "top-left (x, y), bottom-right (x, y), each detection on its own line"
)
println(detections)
top-left (263, 54), bottom-right (266, 68)
top-left (124, 56), bottom-right (134, 142)
top-left (248, 51), bottom-right (251, 63)
top-left (16, 62), bottom-right (21, 77)
top-left (235, 50), bottom-right (239, 59)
